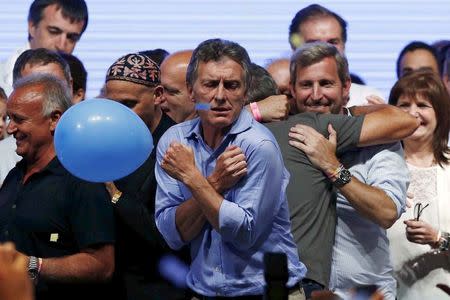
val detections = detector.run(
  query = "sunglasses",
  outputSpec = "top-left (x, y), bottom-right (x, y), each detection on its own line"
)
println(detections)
top-left (414, 202), bottom-right (429, 221)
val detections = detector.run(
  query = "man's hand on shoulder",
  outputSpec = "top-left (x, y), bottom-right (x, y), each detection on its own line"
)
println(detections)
top-left (162, 142), bottom-right (198, 184)
top-left (288, 123), bottom-right (340, 175)
top-left (208, 145), bottom-right (247, 194)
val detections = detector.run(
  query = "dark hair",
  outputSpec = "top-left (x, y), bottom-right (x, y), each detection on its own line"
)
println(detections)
top-left (13, 48), bottom-right (72, 85)
top-left (288, 4), bottom-right (347, 50)
top-left (431, 40), bottom-right (450, 76)
top-left (389, 70), bottom-right (450, 166)
top-left (350, 73), bottom-right (366, 85)
top-left (59, 52), bottom-right (87, 92)
top-left (444, 47), bottom-right (450, 77)
top-left (186, 39), bottom-right (252, 94)
top-left (139, 49), bottom-right (170, 67)
top-left (28, 0), bottom-right (88, 40)
top-left (246, 63), bottom-right (279, 105)
top-left (396, 41), bottom-right (439, 78)
top-left (0, 87), bottom-right (6, 100)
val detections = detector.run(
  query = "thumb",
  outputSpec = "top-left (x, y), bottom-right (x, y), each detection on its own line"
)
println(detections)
top-left (328, 124), bottom-right (337, 145)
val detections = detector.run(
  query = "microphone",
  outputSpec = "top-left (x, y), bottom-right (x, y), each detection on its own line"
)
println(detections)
top-left (158, 254), bottom-right (189, 289)
top-left (264, 252), bottom-right (289, 300)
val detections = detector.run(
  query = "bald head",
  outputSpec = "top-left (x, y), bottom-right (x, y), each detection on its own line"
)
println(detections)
top-left (161, 50), bottom-right (193, 70)
top-left (160, 50), bottom-right (196, 123)
top-left (266, 59), bottom-right (291, 97)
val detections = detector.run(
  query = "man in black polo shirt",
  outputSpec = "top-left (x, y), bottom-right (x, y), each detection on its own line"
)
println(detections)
top-left (0, 74), bottom-right (115, 300)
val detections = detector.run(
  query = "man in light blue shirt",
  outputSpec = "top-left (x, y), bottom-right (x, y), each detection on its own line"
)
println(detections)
top-left (155, 39), bottom-right (306, 298)
top-left (329, 144), bottom-right (407, 300)
top-left (287, 42), bottom-right (410, 299)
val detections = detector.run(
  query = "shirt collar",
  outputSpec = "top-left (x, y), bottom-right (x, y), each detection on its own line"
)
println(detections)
top-left (17, 156), bottom-right (67, 177)
top-left (184, 109), bottom-right (253, 141)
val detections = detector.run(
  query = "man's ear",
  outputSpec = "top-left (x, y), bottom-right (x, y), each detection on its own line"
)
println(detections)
top-left (187, 85), bottom-right (195, 102)
top-left (28, 21), bottom-right (36, 41)
top-left (49, 110), bottom-right (62, 133)
top-left (342, 77), bottom-right (351, 105)
top-left (153, 85), bottom-right (164, 105)
top-left (72, 88), bottom-right (85, 104)
top-left (289, 82), bottom-right (296, 100)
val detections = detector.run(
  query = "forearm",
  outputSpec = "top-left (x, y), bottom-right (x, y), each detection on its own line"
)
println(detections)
top-left (175, 199), bottom-right (207, 242)
top-left (175, 174), bottom-right (228, 241)
top-left (349, 104), bottom-right (389, 116)
top-left (184, 169), bottom-right (223, 231)
top-left (339, 178), bottom-right (398, 228)
top-left (40, 245), bottom-right (114, 283)
top-left (355, 105), bottom-right (420, 146)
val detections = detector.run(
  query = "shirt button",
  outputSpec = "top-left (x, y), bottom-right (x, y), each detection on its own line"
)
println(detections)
top-left (11, 204), bottom-right (16, 209)
top-left (215, 266), bottom-right (220, 272)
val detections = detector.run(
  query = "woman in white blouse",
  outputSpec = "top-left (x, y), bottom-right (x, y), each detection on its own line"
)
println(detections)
top-left (387, 70), bottom-right (450, 299)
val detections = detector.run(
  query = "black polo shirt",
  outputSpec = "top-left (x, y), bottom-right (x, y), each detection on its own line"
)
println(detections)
top-left (112, 113), bottom-right (189, 300)
top-left (0, 157), bottom-right (115, 300)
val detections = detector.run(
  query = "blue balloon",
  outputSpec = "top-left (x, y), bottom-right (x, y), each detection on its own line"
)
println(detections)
top-left (55, 98), bottom-right (153, 182)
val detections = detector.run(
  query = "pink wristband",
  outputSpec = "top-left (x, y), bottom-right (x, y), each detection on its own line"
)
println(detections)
top-left (38, 257), bottom-right (43, 273)
top-left (250, 102), bottom-right (262, 122)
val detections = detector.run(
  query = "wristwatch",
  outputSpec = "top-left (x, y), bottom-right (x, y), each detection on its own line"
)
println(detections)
top-left (332, 167), bottom-right (352, 188)
top-left (111, 190), bottom-right (122, 204)
top-left (28, 256), bottom-right (39, 281)
top-left (438, 232), bottom-right (450, 251)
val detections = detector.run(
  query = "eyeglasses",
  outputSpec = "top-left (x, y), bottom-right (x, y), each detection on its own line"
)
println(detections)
top-left (414, 202), bottom-right (429, 221)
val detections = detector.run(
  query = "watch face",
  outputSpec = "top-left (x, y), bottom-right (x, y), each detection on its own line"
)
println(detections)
top-left (340, 169), bottom-right (352, 183)
top-left (28, 269), bottom-right (38, 280)
top-left (334, 168), bottom-right (352, 187)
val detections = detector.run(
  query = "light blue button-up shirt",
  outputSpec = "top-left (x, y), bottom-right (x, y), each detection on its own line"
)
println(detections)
top-left (329, 142), bottom-right (408, 300)
top-left (155, 110), bottom-right (306, 297)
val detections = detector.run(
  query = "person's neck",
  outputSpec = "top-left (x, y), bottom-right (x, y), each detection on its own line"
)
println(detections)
top-left (202, 124), bottom-right (230, 150)
top-left (403, 140), bottom-right (435, 167)
top-left (24, 144), bottom-right (56, 183)
top-left (150, 107), bottom-right (163, 133)
top-left (186, 110), bottom-right (198, 122)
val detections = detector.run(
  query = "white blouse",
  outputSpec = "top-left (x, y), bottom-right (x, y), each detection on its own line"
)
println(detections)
top-left (388, 163), bottom-right (450, 299)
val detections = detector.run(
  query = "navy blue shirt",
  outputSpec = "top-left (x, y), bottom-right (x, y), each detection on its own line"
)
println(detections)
top-left (0, 157), bottom-right (115, 300)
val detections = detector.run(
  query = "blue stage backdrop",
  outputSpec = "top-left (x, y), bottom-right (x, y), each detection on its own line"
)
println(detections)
top-left (1, 0), bottom-right (449, 98)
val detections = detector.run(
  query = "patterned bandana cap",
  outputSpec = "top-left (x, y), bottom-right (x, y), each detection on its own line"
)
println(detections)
top-left (105, 53), bottom-right (160, 87)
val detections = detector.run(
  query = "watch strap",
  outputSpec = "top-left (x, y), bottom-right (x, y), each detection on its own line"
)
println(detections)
top-left (28, 256), bottom-right (40, 281)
